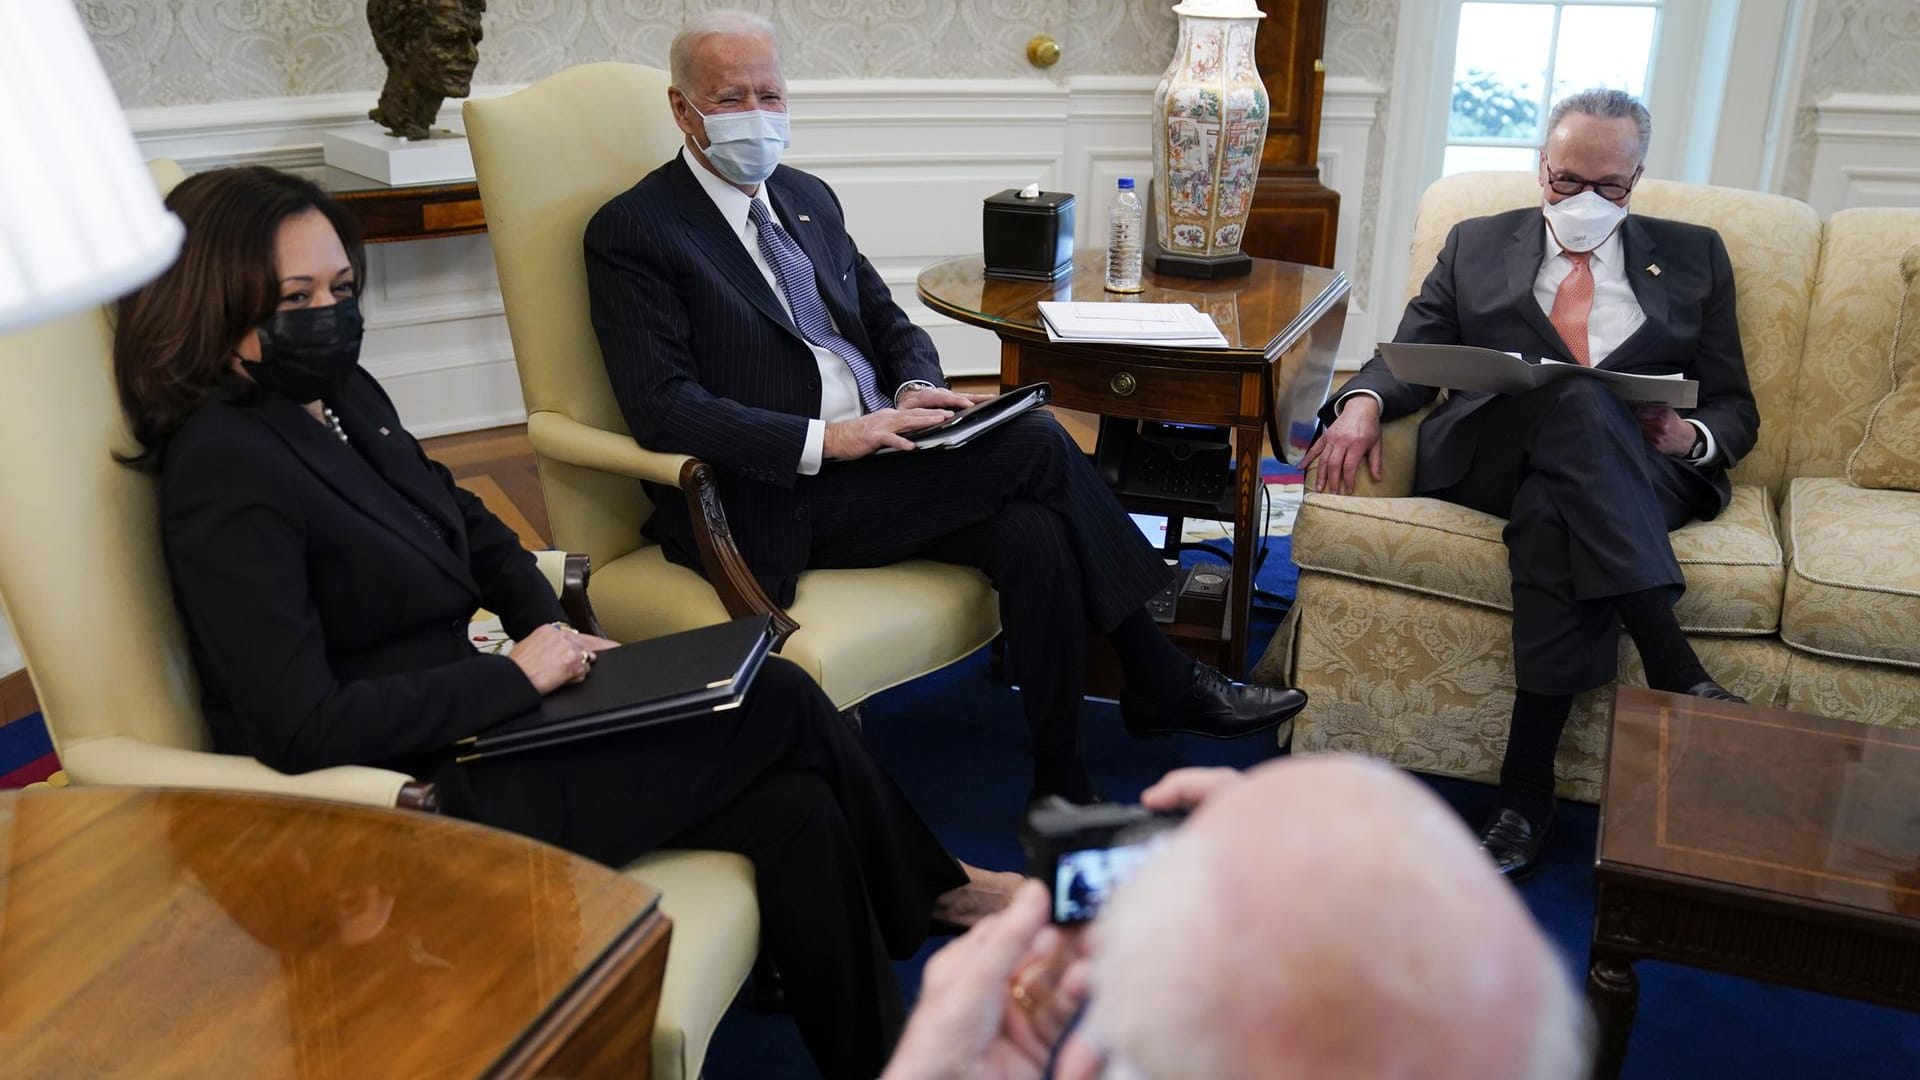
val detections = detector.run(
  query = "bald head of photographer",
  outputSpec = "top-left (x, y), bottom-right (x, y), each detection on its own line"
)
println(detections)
top-left (882, 755), bottom-right (1593, 1080)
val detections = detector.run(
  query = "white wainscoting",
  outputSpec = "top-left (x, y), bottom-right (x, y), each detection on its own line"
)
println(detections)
top-left (1806, 94), bottom-right (1920, 216)
top-left (124, 75), bottom-right (1386, 436)
top-left (1319, 77), bottom-right (1387, 369)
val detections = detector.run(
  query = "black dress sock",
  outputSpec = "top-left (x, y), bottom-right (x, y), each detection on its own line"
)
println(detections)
top-left (1106, 608), bottom-right (1197, 699)
top-left (1497, 690), bottom-right (1575, 825)
top-left (1613, 587), bottom-right (1711, 692)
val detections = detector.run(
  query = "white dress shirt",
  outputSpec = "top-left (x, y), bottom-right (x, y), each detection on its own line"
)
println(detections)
top-left (1337, 214), bottom-right (1718, 465)
top-left (682, 146), bottom-right (862, 475)
top-left (1531, 220), bottom-right (1643, 365)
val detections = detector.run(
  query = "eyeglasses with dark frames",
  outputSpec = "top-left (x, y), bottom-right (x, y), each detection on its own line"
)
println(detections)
top-left (1542, 166), bottom-right (1640, 201)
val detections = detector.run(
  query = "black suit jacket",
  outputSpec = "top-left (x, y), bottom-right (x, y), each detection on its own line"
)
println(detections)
top-left (160, 368), bottom-right (565, 804)
top-left (585, 155), bottom-right (947, 604)
top-left (1327, 209), bottom-right (1759, 513)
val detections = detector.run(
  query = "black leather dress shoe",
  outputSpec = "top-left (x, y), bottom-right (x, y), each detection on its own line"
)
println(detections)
top-left (1480, 806), bottom-right (1553, 879)
top-left (1120, 663), bottom-right (1308, 740)
top-left (1685, 679), bottom-right (1747, 704)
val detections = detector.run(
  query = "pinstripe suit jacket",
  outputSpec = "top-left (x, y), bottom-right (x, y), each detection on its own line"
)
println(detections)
top-left (585, 154), bottom-right (948, 604)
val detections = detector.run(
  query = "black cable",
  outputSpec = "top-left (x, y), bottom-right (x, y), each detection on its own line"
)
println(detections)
top-left (1252, 462), bottom-right (1294, 616)
top-left (1174, 457), bottom-right (1299, 615)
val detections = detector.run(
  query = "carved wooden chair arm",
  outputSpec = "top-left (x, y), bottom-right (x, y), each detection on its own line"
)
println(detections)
top-left (547, 551), bottom-right (605, 638)
top-left (397, 781), bottom-right (442, 812)
top-left (526, 411), bottom-right (801, 644)
top-left (678, 459), bottom-right (800, 643)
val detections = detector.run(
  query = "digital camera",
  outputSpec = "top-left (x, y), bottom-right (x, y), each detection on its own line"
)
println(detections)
top-left (1021, 799), bottom-right (1184, 923)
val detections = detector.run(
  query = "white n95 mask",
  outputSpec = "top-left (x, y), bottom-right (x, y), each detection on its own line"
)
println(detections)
top-left (1543, 190), bottom-right (1628, 254)
top-left (697, 106), bottom-right (790, 186)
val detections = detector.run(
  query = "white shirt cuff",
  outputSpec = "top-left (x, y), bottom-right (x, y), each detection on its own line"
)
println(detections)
top-left (800, 418), bottom-right (825, 475)
top-left (1335, 389), bottom-right (1384, 416)
top-left (1684, 419), bottom-right (1718, 466)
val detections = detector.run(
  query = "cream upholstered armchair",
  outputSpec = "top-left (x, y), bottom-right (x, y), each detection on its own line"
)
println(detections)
top-left (0, 160), bottom-right (755, 1080)
top-left (463, 63), bottom-right (1001, 709)
top-left (0, 160), bottom-right (430, 808)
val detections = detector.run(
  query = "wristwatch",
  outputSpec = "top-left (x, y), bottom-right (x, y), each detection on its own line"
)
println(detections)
top-left (893, 379), bottom-right (937, 405)
top-left (1687, 427), bottom-right (1709, 461)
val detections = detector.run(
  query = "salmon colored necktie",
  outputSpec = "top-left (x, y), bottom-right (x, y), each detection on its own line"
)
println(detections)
top-left (1549, 250), bottom-right (1595, 366)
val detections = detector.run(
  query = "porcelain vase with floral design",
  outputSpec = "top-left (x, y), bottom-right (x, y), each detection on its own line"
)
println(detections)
top-left (1152, 0), bottom-right (1269, 259)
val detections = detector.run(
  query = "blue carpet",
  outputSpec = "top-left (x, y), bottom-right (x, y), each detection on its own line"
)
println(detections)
top-left (0, 711), bottom-right (59, 788)
top-left (703, 532), bottom-right (1920, 1079)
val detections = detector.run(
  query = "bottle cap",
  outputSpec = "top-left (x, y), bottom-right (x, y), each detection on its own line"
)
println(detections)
top-left (1117, 177), bottom-right (1135, 190)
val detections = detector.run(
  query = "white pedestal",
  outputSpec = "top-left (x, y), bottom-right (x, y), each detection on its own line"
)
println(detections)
top-left (323, 123), bottom-right (474, 186)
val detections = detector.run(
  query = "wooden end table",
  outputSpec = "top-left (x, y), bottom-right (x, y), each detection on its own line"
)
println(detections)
top-left (291, 164), bottom-right (487, 243)
top-left (0, 788), bottom-right (670, 1079)
top-left (1590, 687), bottom-right (1920, 1078)
top-left (917, 251), bottom-right (1348, 676)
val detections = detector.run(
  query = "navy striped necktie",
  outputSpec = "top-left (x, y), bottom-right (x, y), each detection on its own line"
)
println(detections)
top-left (747, 198), bottom-right (890, 414)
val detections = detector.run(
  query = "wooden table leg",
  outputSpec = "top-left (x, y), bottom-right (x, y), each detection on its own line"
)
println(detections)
top-left (1587, 950), bottom-right (1639, 1079)
top-left (1226, 420), bottom-right (1262, 678)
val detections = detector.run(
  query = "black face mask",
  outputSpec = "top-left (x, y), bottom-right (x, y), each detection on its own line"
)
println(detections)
top-left (248, 295), bottom-right (364, 404)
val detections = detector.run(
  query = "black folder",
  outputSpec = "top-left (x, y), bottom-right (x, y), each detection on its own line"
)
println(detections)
top-left (455, 614), bottom-right (775, 762)
top-left (873, 382), bottom-right (1051, 453)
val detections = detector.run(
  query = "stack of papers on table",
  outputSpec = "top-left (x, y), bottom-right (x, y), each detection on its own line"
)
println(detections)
top-left (1038, 302), bottom-right (1228, 347)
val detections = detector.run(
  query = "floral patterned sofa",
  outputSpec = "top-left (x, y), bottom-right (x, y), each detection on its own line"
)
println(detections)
top-left (1258, 172), bottom-right (1920, 801)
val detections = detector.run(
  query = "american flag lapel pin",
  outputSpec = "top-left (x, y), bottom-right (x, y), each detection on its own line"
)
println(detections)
top-left (1646, 263), bottom-right (1661, 277)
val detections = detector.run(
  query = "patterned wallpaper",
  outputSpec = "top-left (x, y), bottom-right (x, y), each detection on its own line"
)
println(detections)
top-left (80, 0), bottom-right (1170, 103)
top-left (80, 0), bottom-right (1399, 291)
top-left (1324, 0), bottom-right (1399, 307)
top-left (1784, 0), bottom-right (1920, 199)
top-left (81, 0), bottom-right (1392, 103)
top-left (78, 0), bottom-right (1396, 309)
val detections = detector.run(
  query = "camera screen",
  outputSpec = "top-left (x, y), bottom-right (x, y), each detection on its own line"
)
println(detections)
top-left (1052, 836), bottom-right (1169, 923)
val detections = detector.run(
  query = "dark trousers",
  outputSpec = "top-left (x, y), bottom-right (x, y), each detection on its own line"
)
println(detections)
top-left (458, 656), bottom-right (965, 1080)
top-left (805, 412), bottom-right (1171, 789)
top-left (1424, 380), bottom-right (1713, 695)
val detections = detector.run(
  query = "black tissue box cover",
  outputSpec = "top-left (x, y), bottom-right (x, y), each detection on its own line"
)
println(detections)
top-left (983, 189), bottom-right (1075, 282)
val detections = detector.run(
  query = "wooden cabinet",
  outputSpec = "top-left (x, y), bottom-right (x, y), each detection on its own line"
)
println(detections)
top-left (1243, 0), bottom-right (1340, 268)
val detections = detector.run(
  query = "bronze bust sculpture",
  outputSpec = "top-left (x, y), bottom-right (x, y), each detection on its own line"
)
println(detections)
top-left (367, 0), bottom-right (486, 140)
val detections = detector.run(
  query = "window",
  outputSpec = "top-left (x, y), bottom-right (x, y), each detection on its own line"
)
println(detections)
top-left (1441, 1), bottom-right (1661, 176)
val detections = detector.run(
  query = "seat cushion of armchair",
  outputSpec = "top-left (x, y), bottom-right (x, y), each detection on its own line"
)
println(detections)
top-left (1781, 477), bottom-right (1920, 669)
top-left (1292, 483), bottom-right (1784, 634)
top-left (591, 546), bottom-right (1000, 708)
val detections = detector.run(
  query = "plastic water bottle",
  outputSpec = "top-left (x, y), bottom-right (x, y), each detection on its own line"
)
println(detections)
top-left (1106, 177), bottom-right (1144, 293)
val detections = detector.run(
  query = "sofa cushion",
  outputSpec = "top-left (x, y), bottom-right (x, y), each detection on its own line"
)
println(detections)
top-left (1782, 477), bottom-right (1920, 669)
top-left (1786, 208), bottom-right (1920, 480)
top-left (1846, 246), bottom-right (1920, 491)
top-left (1293, 483), bottom-right (1784, 634)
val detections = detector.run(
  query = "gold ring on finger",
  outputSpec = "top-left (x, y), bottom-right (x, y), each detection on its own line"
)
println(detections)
top-left (1009, 979), bottom-right (1034, 1011)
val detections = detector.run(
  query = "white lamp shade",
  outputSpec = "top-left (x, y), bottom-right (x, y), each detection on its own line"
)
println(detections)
top-left (0, 0), bottom-right (182, 335)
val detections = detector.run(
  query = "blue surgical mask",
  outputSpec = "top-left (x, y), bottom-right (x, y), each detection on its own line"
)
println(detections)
top-left (695, 106), bottom-right (790, 186)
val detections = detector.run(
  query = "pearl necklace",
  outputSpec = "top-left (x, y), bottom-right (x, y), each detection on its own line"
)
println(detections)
top-left (321, 405), bottom-right (350, 444)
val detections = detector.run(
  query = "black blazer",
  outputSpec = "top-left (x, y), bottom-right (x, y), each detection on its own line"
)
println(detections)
top-left (1327, 209), bottom-right (1759, 513)
top-left (584, 155), bottom-right (948, 604)
top-left (160, 368), bottom-right (565, 799)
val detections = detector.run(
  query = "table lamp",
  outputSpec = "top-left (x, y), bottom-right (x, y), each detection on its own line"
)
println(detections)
top-left (0, 0), bottom-right (183, 336)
